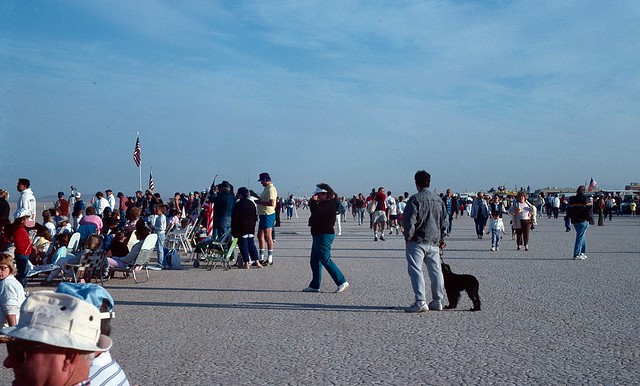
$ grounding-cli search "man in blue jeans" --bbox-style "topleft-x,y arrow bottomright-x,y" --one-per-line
402,170 -> 447,313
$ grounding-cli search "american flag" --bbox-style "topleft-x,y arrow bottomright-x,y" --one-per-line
203,201 -> 214,236
133,135 -> 141,167
204,175 -> 217,236
149,170 -> 155,192
588,177 -> 597,192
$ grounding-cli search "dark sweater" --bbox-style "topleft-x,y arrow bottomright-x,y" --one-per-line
309,199 -> 337,235
231,199 -> 257,237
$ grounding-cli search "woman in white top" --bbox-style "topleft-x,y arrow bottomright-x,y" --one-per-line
508,192 -> 536,251
0,253 -> 26,327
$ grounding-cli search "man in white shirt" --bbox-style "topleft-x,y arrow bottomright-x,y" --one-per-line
16,178 -> 36,227
105,189 -> 116,211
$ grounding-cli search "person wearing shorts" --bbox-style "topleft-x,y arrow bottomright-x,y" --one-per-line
373,187 -> 387,241
256,172 -> 277,265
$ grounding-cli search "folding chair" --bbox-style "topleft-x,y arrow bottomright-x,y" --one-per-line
110,234 -> 157,284
126,231 -> 139,251
68,232 -> 81,255
195,230 -> 238,270
166,223 -> 195,253
65,251 -> 107,285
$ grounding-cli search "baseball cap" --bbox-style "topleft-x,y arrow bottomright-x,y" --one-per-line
55,282 -> 115,319
58,192 -> 65,198
1,292 -> 112,352
75,192 -> 82,198
258,172 -> 271,182
312,186 -> 328,195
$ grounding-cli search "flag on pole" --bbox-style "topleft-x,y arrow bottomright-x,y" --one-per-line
133,135 -> 142,167
149,169 -> 155,192
204,175 -> 218,237
588,177 -> 597,192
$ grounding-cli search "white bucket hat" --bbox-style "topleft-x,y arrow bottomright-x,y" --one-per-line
1,292 -> 112,352
14,208 -> 31,219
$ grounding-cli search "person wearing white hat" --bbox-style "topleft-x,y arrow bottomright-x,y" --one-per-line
72,192 -> 85,231
55,282 -> 130,386
303,183 -> 349,293
1,291 -> 112,386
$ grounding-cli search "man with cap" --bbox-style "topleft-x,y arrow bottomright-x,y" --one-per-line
55,192 -> 70,217
72,192 -> 85,231
105,190 -> 116,211
256,172 -> 278,265
211,181 -> 235,240
1,290 -> 113,385
16,178 -> 36,228
56,282 -> 130,386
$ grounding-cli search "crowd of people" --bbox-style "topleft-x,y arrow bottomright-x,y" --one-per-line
1,171 -> 639,384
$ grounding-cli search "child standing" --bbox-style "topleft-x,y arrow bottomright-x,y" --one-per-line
154,204 -> 167,268
489,195 -> 507,251
489,214 -> 506,251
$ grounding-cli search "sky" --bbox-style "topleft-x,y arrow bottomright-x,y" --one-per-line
2,0 -> 639,201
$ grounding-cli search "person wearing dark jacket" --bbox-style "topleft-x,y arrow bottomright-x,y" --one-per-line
567,185 -> 592,260
212,181 -> 235,240
231,187 -> 261,269
303,183 -> 349,293
0,190 -> 10,222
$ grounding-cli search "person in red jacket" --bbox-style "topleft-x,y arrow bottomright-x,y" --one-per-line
9,208 -> 33,288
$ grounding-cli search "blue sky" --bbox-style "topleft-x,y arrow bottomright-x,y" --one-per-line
2,1 -> 639,200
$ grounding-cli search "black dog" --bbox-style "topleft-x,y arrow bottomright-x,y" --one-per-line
441,263 -> 481,311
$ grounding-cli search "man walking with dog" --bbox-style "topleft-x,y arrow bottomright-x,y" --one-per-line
402,170 -> 447,313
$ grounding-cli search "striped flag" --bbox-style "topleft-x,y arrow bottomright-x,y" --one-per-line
149,170 -> 155,192
133,135 -> 142,167
588,177 -> 597,192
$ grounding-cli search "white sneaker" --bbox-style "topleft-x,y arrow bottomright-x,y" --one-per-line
335,282 -> 349,293
495,247 -> 500,251
491,247 -> 496,251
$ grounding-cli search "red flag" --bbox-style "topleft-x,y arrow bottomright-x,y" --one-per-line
133,135 -> 141,167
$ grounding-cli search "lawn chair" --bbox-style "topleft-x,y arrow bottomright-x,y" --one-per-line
126,231 -> 139,251
194,230 -> 238,270
109,234 -> 157,284
65,251 -> 107,285
68,232 -> 81,255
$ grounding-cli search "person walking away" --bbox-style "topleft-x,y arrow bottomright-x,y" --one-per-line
303,184 -> 349,293
401,170 -> 446,313
470,192 -> 489,239
567,185 -> 592,260
372,187 -> 387,241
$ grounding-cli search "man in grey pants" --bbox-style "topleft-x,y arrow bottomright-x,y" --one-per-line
401,170 -> 447,313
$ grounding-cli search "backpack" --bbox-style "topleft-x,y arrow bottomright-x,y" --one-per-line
166,249 -> 181,270
366,200 -> 377,214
